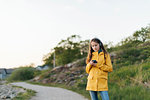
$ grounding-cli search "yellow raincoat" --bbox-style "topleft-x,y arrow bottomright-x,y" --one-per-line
86,51 -> 113,91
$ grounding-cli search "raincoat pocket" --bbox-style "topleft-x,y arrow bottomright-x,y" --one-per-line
101,70 -> 108,76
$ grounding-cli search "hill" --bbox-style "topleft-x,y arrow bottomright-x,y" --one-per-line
29,40 -> 150,100
27,26 -> 150,99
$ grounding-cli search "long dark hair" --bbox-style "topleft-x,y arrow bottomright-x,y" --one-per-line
86,38 -> 107,64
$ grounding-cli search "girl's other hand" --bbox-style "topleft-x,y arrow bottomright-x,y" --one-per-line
89,60 -> 97,66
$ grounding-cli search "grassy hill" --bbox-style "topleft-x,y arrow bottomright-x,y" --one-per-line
109,40 -> 150,69
109,58 -> 150,100
28,40 -> 150,100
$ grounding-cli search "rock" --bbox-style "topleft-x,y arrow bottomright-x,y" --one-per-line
0,84 -> 26,100
31,58 -> 88,88
68,80 -> 76,86
51,66 -> 63,72
79,74 -> 83,78
42,79 -> 49,84
0,81 -> 7,85
65,58 -> 86,68
32,76 -> 40,81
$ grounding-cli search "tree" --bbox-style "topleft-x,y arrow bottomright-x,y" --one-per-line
42,52 -> 54,67
43,35 -> 89,67
133,26 -> 150,42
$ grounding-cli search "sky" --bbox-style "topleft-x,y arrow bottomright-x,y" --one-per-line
0,0 -> 150,69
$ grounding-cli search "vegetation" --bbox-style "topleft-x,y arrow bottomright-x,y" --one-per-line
108,59 -> 150,100
31,25 -> 150,100
28,59 -> 150,100
7,66 -> 35,82
12,86 -> 36,100
42,35 -> 89,67
108,26 -> 150,69
7,25 -> 150,100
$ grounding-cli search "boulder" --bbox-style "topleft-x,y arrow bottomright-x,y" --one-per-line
0,84 -> 26,100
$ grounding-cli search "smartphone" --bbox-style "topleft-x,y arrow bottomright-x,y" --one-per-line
92,60 -> 97,63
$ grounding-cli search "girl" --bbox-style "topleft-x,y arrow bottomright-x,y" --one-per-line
86,38 -> 113,100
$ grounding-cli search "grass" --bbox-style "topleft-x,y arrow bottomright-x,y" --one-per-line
108,60 -> 150,100
25,60 -> 150,100
109,84 -> 150,100
12,85 -> 36,100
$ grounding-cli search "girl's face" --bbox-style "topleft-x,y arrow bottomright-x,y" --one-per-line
91,41 -> 100,52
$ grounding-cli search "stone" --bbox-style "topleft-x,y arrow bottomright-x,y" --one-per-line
0,84 -> 26,100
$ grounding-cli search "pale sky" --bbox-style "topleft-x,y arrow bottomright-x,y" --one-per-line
0,0 -> 150,69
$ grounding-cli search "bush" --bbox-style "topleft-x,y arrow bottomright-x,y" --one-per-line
7,67 -> 35,82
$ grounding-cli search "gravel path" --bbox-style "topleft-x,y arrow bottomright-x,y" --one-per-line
11,82 -> 88,100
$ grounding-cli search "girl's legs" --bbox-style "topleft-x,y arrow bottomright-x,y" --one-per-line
89,91 -> 109,100
89,91 -> 98,100
99,91 -> 109,100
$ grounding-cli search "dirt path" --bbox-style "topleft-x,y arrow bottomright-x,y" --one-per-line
11,82 -> 88,100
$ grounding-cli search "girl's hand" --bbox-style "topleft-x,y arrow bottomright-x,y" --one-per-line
89,60 -> 97,66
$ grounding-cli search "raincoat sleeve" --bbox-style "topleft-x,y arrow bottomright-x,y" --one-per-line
100,54 -> 113,72
86,63 -> 92,74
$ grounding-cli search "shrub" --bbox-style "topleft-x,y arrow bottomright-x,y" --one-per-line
7,67 -> 35,82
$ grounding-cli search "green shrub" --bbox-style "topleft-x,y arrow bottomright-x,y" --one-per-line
33,70 -> 41,77
7,67 -> 35,82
